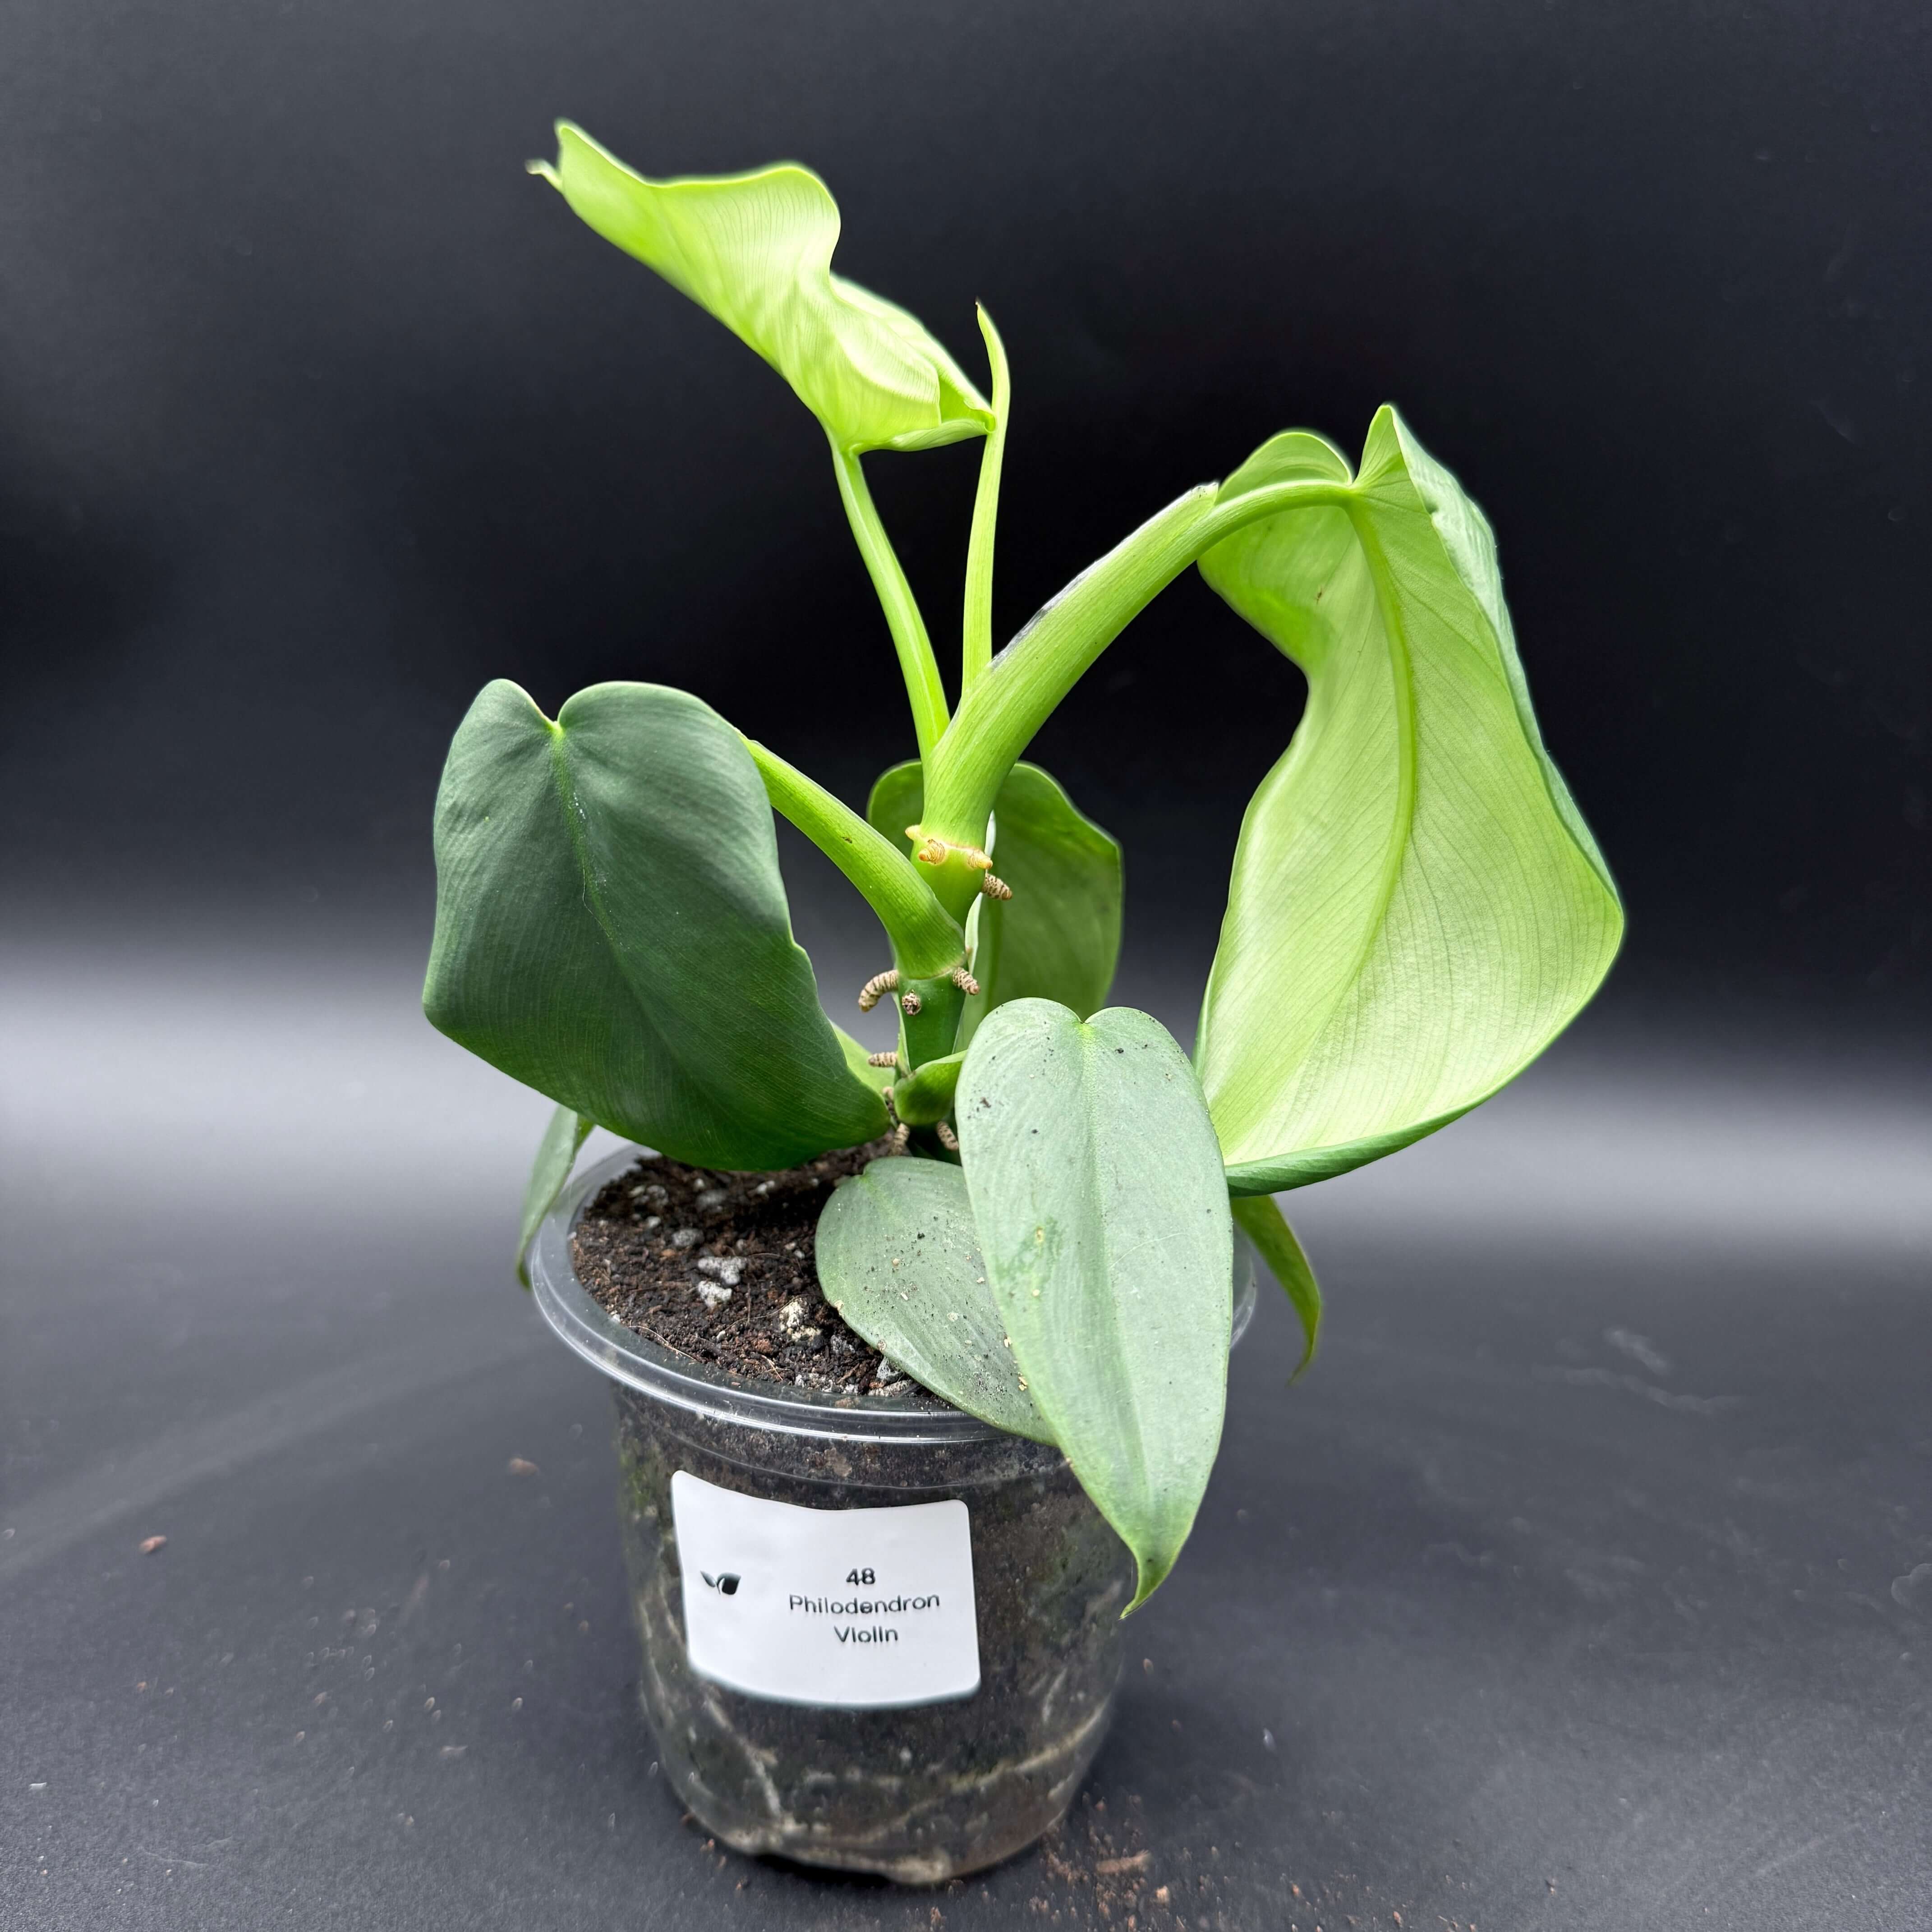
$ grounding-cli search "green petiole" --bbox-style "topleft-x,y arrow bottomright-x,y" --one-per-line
960,305 -> 1011,694
830,435 -> 951,764
743,737 -> 964,982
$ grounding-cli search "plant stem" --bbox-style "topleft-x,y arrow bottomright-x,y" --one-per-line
960,306 -> 1011,692
924,475 -> 1357,841
830,434 -> 950,762
895,971 -> 967,1074
744,738 -> 964,980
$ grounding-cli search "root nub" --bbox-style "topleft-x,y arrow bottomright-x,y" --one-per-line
866,1050 -> 898,1068
950,966 -> 981,996
888,1122 -> 911,1152
981,873 -> 1012,900
900,990 -> 923,1016
934,1120 -> 960,1151
857,968 -> 900,1012
906,829 -> 995,872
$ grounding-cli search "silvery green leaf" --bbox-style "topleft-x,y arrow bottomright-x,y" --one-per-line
815,1157 -> 1052,1442
958,1000 -> 1232,1610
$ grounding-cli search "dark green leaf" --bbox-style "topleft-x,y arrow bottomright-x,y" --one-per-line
958,1000 -> 1232,1610
815,1157 -> 1053,1442
425,680 -> 887,1170
960,765 -> 1122,1048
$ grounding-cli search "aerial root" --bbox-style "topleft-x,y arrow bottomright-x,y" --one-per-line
866,1050 -> 898,1068
950,966 -> 981,996
934,1120 -> 960,1151
906,828 -> 996,873
857,968 -> 900,1012
981,874 -> 1012,900
888,1122 -> 911,1153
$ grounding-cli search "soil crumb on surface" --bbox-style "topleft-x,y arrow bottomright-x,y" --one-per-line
1029,1793 -> 1172,1926
572,1143 -> 934,1399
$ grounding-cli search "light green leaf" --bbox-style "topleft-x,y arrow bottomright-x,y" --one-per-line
816,1157 -> 1053,1443
534,123 -> 991,454
425,679 -> 888,1170
1197,410 -> 1623,1193
837,1026 -> 895,1098
515,1103 -> 594,1289
867,760 -> 1122,1048
1230,1193 -> 1320,1379
958,1000 -> 1233,1611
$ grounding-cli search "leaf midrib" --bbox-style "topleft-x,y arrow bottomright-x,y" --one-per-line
1237,501 -> 1420,1144
1076,1021 -> 1153,1514
545,718 -> 721,1134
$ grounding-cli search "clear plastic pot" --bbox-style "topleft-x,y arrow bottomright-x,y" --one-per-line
529,1148 -> 1256,1883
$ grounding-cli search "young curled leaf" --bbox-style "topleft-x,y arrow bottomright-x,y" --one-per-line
534,123 -> 992,454
1197,411 -> 1624,1193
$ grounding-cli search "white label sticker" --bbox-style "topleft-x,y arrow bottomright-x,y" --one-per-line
670,1470 -> 980,1709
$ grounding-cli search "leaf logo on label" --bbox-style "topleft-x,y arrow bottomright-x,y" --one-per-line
701,1571 -> 741,1596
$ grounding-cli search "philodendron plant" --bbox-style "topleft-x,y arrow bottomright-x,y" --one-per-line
426,124 -> 1624,1611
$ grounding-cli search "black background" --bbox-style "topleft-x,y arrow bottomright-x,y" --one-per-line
3,0 -> 1927,994
5,6 -> 1931,1930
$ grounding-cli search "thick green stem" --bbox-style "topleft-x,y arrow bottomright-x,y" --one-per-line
923,476 -> 1357,841
896,972 -> 968,1074
831,434 -> 950,763
745,739 -> 964,980
906,839 -> 996,925
960,306 -> 1011,692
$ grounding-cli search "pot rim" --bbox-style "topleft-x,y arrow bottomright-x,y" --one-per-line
530,1146 -> 1259,1446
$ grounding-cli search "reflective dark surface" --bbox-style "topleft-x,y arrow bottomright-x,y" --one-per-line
5,925 -> 1927,1930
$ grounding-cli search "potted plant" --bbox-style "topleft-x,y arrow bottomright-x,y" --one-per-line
424,122 -> 1624,1883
